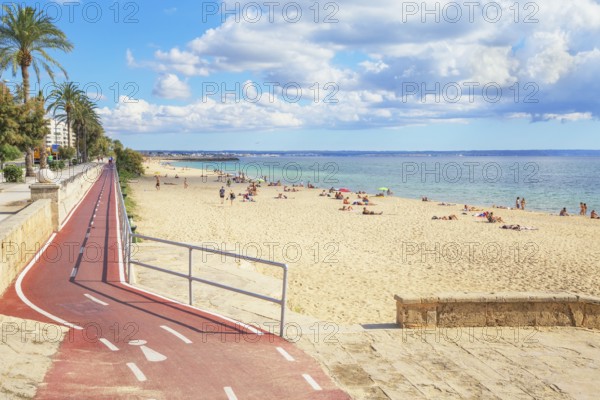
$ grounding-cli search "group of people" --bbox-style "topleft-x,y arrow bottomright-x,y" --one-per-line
155,175 -> 188,190
219,186 -> 237,204
515,197 -> 526,210
561,204 -> 599,219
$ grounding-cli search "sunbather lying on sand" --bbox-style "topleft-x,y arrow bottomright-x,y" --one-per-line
363,207 -> 383,215
500,224 -> 538,231
432,215 -> 458,220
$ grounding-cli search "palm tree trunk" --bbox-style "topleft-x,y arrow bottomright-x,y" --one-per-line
21,63 -> 34,176
67,113 -> 71,149
83,128 -> 87,163
40,142 -> 48,169
25,148 -> 35,177
21,64 -> 29,103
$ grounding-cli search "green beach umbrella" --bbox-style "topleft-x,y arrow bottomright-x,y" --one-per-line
378,187 -> 389,191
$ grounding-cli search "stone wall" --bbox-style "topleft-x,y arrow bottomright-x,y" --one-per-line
395,292 -> 600,330
0,199 -> 53,295
30,164 -> 103,230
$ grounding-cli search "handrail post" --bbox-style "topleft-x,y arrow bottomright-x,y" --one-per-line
188,247 -> 193,306
280,264 -> 288,337
127,233 -> 132,283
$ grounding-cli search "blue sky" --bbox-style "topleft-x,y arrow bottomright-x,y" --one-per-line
2,0 -> 600,150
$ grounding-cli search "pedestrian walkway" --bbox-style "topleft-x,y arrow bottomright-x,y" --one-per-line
0,163 -> 98,223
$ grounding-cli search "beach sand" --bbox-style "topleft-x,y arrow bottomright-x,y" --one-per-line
0,315 -> 67,398
129,159 -> 600,326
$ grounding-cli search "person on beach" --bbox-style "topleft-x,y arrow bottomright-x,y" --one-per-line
229,191 -> 236,205
487,212 -> 504,223
219,187 -> 225,204
362,207 -> 383,215
579,202 -> 584,215
520,197 -> 526,210
584,203 -> 588,215
432,215 -> 458,220
155,175 -> 160,190
184,178 -> 188,189
560,207 -> 569,216
591,210 -> 599,219
516,197 -> 521,209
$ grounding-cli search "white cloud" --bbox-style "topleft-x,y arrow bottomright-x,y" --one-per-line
117,0 -> 600,132
152,74 -> 191,99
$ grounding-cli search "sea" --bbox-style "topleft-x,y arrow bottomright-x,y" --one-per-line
166,150 -> 600,214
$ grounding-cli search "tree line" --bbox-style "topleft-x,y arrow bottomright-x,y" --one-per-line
0,4 -> 121,175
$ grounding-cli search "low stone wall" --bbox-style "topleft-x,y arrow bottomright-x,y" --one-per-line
30,164 -> 103,230
0,199 -> 53,295
395,292 -> 600,330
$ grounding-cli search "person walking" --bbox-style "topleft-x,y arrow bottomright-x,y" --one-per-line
219,186 -> 225,204
520,197 -> 526,210
155,175 -> 160,190
229,191 -> 236,205
516,197 -> 520,209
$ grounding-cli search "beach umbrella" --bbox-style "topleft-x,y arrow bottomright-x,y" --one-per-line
256,178 -> 265,182
339,188 -> 351,192
378,187 -> 389,191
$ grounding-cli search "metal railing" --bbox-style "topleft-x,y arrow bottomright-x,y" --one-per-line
114,167 -> 288,336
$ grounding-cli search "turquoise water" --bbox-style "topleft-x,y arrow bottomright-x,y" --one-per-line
173,156 -> 600,213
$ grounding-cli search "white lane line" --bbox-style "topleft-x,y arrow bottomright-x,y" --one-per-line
16,233 -> 83,330
70,267 -> 77,279
60,169 -> 102,230
160,325 -> 192,344
99,338 -> 119,351
79,247 -> 85,254
224,387 -> 238,400
302,374 -> 322,391
126,362 -> 147,382
84,293 -> 109,306
140,345 -> 167,362
276,347 -> 295,362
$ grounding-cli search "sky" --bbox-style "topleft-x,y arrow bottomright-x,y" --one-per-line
2,0 -> 600,151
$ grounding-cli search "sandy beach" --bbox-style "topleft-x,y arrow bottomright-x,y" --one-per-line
129,159 -> 600,325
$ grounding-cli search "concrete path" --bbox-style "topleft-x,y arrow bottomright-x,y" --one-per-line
0,165 -> 349,399
0,163 -> 99,223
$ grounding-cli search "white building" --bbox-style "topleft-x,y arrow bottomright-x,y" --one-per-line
46,118 -> 75,148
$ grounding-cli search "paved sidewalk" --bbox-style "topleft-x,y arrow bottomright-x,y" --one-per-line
0,163 -> 99,223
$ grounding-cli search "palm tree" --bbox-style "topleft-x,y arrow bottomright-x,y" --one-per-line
0,4 -> 73,176
46,82 -> 83,152
71,95 -> 100,163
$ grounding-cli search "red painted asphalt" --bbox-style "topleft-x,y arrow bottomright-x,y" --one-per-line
0,166 -> 349,399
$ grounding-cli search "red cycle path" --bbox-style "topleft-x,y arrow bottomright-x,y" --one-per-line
0,166 -> 349,399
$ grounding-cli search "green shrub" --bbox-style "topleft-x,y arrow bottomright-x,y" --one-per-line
3,164 -> 23,183
49,160 -> 59,171
58,160 -> 65,169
